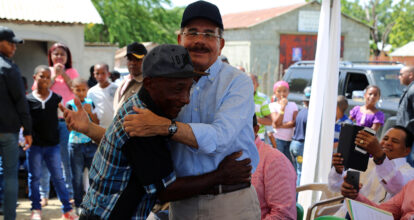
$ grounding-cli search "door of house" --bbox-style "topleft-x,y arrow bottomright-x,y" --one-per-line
279,34 -> 344,74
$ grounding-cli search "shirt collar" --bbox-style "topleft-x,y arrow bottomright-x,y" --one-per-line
128,74 -> 143,83
205,59 -> 222,82
392,157 -> 408,168
0,53 -> 11,61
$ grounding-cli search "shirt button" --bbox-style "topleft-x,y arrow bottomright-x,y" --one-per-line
194,108 -> 198,111
196,87 -> 200,90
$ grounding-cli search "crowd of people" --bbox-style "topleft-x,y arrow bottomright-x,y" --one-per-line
1,0 -> 414,220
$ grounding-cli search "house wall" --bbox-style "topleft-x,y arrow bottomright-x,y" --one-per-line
83,45 -> 119,76
223,3 -> 370,95
14,40 -> 49,89
0,22 -> 85,77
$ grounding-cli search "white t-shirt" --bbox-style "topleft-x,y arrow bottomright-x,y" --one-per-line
87,82 -> 118,128
268,101 -> 298,141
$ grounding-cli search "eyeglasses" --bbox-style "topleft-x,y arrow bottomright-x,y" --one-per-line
182,31 -> 221,40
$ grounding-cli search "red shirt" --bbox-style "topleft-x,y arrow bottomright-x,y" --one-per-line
252,137 -> 297,219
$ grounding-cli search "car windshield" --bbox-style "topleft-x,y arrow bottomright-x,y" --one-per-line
372,69 -> 404,98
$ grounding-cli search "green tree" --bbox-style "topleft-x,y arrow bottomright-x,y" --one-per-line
85,0 -> 184,47
307,0 -> 397,56
388,0 -> 414,49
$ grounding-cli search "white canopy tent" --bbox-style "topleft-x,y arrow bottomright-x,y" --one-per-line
298,0 -> 342,216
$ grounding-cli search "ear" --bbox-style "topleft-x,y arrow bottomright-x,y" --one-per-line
177,34 -> 182,45
405,146 -> 412,156
219,38 -> 225,52
253,124 -> 260,135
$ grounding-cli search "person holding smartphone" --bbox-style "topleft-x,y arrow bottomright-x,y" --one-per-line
328,125 -> 414,217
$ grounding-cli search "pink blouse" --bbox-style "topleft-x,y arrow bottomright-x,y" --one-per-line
252,137 -> 297,220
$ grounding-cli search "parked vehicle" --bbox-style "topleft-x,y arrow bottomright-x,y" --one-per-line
283,61 -> 404,136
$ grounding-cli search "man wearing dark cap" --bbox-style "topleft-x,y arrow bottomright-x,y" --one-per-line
78,44 -> 251,220
113,42 -> 147,112
123,1 -> 260,219
0,26 -> 32,220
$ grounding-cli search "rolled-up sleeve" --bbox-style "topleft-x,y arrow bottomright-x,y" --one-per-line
188,75 -> 254,154
376,157 -> 414,195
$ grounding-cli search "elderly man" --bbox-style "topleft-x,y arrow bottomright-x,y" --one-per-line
0,26 -> 32,220
329,125 -> 414,217
123,1 -> 260,219
77,44 -> 251,220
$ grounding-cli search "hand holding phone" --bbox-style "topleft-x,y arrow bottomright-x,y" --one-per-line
345,170 -> 360,193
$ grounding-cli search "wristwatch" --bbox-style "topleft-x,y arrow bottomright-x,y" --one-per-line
167,120 -> 178,138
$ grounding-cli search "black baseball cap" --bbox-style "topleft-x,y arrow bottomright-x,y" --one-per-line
0,26 -> 23,44
126,42 -> 147,59
143,44 -> 208,78
181,1 -> 223,30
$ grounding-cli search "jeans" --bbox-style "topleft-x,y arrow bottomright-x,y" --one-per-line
40,121 -> 73,199
290,140 -> 304,186
26,145 -> 72,212
39,161 -> 50,199
275,139 -> 293,164
0,133 -> 19,220
69,142 -> 97,207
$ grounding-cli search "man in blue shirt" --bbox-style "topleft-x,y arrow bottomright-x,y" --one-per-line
123,1 -> 260,219
69,44 -> 252,220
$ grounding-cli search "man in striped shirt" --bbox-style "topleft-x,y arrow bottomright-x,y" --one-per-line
248,73 -> 275,148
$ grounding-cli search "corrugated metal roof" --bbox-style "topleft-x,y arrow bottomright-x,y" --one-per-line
223,2 -> 307,29
390,41 -> 414,57
0,0 -> 103,24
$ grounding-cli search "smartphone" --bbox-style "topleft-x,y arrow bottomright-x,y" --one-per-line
355,127 -> 376,154
345,170 -> 360,192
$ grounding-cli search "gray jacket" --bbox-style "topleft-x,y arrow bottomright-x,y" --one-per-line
0,53 -> 31,135
396,81 -> 414,128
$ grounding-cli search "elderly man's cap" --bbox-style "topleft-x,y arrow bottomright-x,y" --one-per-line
0,26 -> 23,44
143,44 -> 208,78
126,42 -> 147,59
181,1 -> 223,30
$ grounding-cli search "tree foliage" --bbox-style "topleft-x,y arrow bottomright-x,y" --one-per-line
85,0 -> 184,47
306,0 -> 414,54
388,0 -> 414,49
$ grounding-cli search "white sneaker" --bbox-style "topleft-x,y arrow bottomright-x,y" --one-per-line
62,209 -> 79,220
30,210 -> 41,220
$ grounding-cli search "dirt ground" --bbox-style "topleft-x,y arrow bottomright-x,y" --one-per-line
0,198 -> 63,220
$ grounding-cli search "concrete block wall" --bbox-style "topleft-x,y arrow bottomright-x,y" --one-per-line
223,3 -> 370,96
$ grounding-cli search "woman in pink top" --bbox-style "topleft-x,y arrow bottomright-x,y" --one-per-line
33,43 -> 78,205
269,81 -> 298,164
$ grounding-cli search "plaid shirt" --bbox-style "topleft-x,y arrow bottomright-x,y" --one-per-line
81,93 -> 176,220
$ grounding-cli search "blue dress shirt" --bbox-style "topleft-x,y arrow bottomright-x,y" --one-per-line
171,59 -> 259,177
